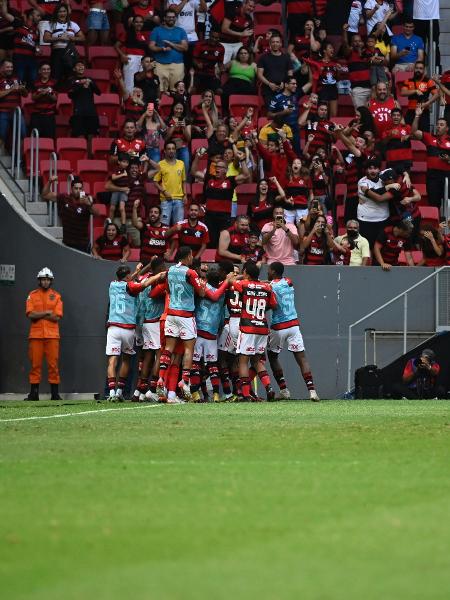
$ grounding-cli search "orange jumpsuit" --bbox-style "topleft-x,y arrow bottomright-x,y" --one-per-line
26,287 -> 63,384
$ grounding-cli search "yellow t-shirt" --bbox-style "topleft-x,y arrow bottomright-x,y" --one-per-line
259,123 -> 293,144
154,159 -> 185,200
227,161 -> 240,203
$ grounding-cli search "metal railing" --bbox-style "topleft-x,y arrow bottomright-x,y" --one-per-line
48,152 -> 58,226
28,128 -> 39,203
11,107 -> 22,181
346,266 -> 450,393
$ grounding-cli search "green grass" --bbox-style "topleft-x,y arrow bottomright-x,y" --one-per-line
1,400 -> 450,600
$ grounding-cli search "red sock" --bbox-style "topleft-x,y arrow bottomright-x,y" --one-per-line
137,378 -> 147,393
303,371 -> 315,391
167,364 -> 180,393
258,370 -> 271,389
209,363 -> 220,393
107,377 -> 115,390
273,370 -> 287,390
181,369 -> 190,385
190,362 -> 201,391
241,376 -> 251,398
117,377 -> 126,391
158,350 -> 172,382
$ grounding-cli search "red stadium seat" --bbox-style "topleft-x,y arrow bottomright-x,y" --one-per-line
21,94 -> 34,124
191,182 -> 204,204
93,182 -> 107,202
56,138 -> 88,169
419,206 -> 439,227
253,3 -> 282,25
335,183 -> 347,206
93,226 -> 104,242
93,203 -> 108,218
410,161 -> 426,185
253,24 -> 282,39
414,183 -> 427,205
23,137 -> 54,175
411,140 -> 426,162
333,117 -> 352,128
258,116 -> 270,130
128,249 -> 141,261
398,249 -> 423,265
336,205 -> 345,227
94,94 -> 120,128
88,46 -> 119,72
77,159 -> 108,190
201,249 -> 217,262
40,159 -> 72,185
56,94 -> 72,118
236,183 -> 257,205
158,94 -> 174,118
55,115 -> 71,138
236,204 -> 248,216
229,95 -> 260,120
91,137 -> 113,161
337,95 -> 356,118
190,139 -> 208,170
84,69 -> 111,93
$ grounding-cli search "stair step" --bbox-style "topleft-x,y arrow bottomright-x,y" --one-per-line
31,214 -> 50,227
43,226 -> 63,239
26,201 -> 48,215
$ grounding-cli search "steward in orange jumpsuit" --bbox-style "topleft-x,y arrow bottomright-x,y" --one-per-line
25,267 -> 63,401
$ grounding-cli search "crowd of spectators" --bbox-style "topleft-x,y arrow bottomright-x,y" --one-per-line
1,0 -> 450,268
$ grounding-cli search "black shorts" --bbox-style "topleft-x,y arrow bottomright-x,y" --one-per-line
194,72 -> 221,92
70,115 -> 99,137
318,85 -> 338,102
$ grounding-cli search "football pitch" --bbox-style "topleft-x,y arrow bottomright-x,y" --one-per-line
1,400 -> 450,600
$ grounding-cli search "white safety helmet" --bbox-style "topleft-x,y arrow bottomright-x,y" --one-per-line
37,267 -> 54,279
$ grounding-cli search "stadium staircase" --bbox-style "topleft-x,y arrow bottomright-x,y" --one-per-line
440,0 -> 450,72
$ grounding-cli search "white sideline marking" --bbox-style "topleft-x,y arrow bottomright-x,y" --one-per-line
0,404 -> 163,423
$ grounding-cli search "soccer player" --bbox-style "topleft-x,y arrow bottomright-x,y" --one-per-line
156,246 -> 233,401
267,262 -> 319,401
106,264 -> 164,401
234,261 -> 277,402
191,268 -> 227,403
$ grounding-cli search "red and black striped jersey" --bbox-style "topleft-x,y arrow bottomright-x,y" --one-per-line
347,50 -> 370,89
221,5 -> 253,45
0,78 -> 21,112
304,234 -> 328,265
422,133 -> 450,172
176,219 -> 210,251
110,137 -> 146,159
204,175 -> 237,215
311,171 -> 327,196
225,286 -> 242,318
291,35 -> 312,59
383,125 -> 413,166
247,199 -> 273,231
376,226 -> 412,265
31,78 -> 57,115
333,248 -> 351,265
13,21 -> 39,57
234,279 -> 277,335
56,195 -> 91,248
304,118 -> 334,154
286,0 -> 313,16
444,234 -> 450,265
95,235 -> 128,260
192,41 -> 225,76
123,97 -> 145,121
140,223 -> 169,264
286,176 -> 312,208
166,117 -> 189,145
126,172 -> 147,217
215,226 -> 249,261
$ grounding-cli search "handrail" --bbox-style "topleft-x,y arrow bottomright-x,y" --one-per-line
11,107 -> 22,180
48,152 -> 58,226
346,266 -> 449,393
29,128 -> 39,202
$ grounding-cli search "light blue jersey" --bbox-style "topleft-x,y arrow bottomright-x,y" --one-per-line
270,278 -> 299,329
141,289 -> 164,322
195,284 -> 225,338
108,281 -> 138,327
168,263 -> 196,314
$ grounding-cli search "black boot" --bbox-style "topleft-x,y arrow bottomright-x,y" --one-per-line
50,384 -> 62,400
24,384 -> 39,401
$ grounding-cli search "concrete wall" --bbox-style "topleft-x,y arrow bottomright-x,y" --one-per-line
0,195 -> 439,398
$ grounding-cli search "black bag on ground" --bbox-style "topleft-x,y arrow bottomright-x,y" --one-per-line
354,365 -> 384,399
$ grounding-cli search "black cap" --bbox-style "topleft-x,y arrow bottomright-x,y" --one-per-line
380,168 -> 396,182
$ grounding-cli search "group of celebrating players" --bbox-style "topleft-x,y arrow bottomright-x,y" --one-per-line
105,247 -> 319,403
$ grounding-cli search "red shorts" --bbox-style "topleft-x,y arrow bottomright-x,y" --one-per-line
160,320 -> 184,355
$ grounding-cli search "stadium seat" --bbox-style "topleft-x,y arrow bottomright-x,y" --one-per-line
398,249 -> 423,265
91,137 -> 113,161
93,203 -> 108,218
410,162 -> 426,185
55,115 -> 71,138
254,24 -> 282,39
229,95 -> 260,120
93,182 -> 108,202
158,94 -> 174,118
336,205 -> 345,227
77,159 -> 108,190
84,69 -> 111,93
21,94 -> 33,124
333,117 -> 352,128
336,95 -> 355,117
191,182 -> 204,204
236,204 -> 248,216
411,140 -> 426,162
56,138 -> 88,170
94,94 -> 120,128
190,139 -> 208,170
23,137 -> 54,175
93,226 -> 104,242
88,46 -> 119,72
40,159 -> 72,185
236,183 -> 257,205
56,94 -> 72,118
253,3 -> 282,25
419,206 -> 440,227
335,183 -> 347,206
201,249 -> 216,262
128,248 -> 141,261
257,117 -> 270,130
414,183 -> 427,205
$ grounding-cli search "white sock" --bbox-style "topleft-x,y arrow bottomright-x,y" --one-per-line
168,391 -> 176,400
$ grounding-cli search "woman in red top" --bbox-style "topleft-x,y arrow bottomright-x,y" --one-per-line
417,226 -> 445,267
192,89 -> 220,137
305,42 -> 345,117
300,214 -> 334,265
287,19 -> 321,60
115,16 -> 149,94
283,157 -> 313,223
92,223 -> 130,262
247,179 -> 275,232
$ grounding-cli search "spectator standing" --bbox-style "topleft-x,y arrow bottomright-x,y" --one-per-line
334,220 -> 371,266
123,0 -> 160,32
106,152 -> 131,231
364,0 -> 395,36
137,104 -> 167,163
115,16 -> 150,94
256,128 -> 297,190
247,179 -> 275,232
92,222 -> 131,262
342,25 -> 372,110
149,9 -> 188,93
413,0 -> 440,69
0,59 -> 27,147
68,60 -> 101,139
221,46 -> 257,115
191,28 -> 224,93
357,159 -> 390,248
400,61 -> 438,131
43,3 -> 84,82
153,140 -> 187,227
261,207 -> 299,266
1,5 -> 41,90
41,176 -> 100,252
86,0 -> 110,46
169,0 -> 207,72
133,56 -> 160,105
268,76 -> 301,154
347,0 -> 363,38
216,215 -> 251,263
165,202 -> 209,259
110,119 -> 146,165
132,202 -> 171,264
373,219 -> 415,269
391,18 -> 424,73
257,33 -> 293,108
305,42 -> 345,118
30,62 -> 57,138
165,101 -> 191,173
220,0 -> 254,64
25,267 -> 63,401
368,82 -> 398,139
412,107 -> 450,213
382,107 -> 413,176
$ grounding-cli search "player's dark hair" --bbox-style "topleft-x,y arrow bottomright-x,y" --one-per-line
391,107 -> 402,115
192,257 -> 201,270
269,262 -> 284,277
71,176 -> 83,187
164,139 -> 176,149
150,256 -> 165,273
217,260 -> 234,277
244,260 -> 260,280
116,266 -> 131,280
207,269 -> 221,288
177,246 -> 192,261
117,152 -> 130,163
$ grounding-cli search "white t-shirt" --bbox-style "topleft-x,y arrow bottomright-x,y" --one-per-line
170,0 -> 201,42
357,175 -> 389,222
44,21 -> 80,49
364,0 -> 393,37
413,0 -> 439,20
348,1 -> 363,33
